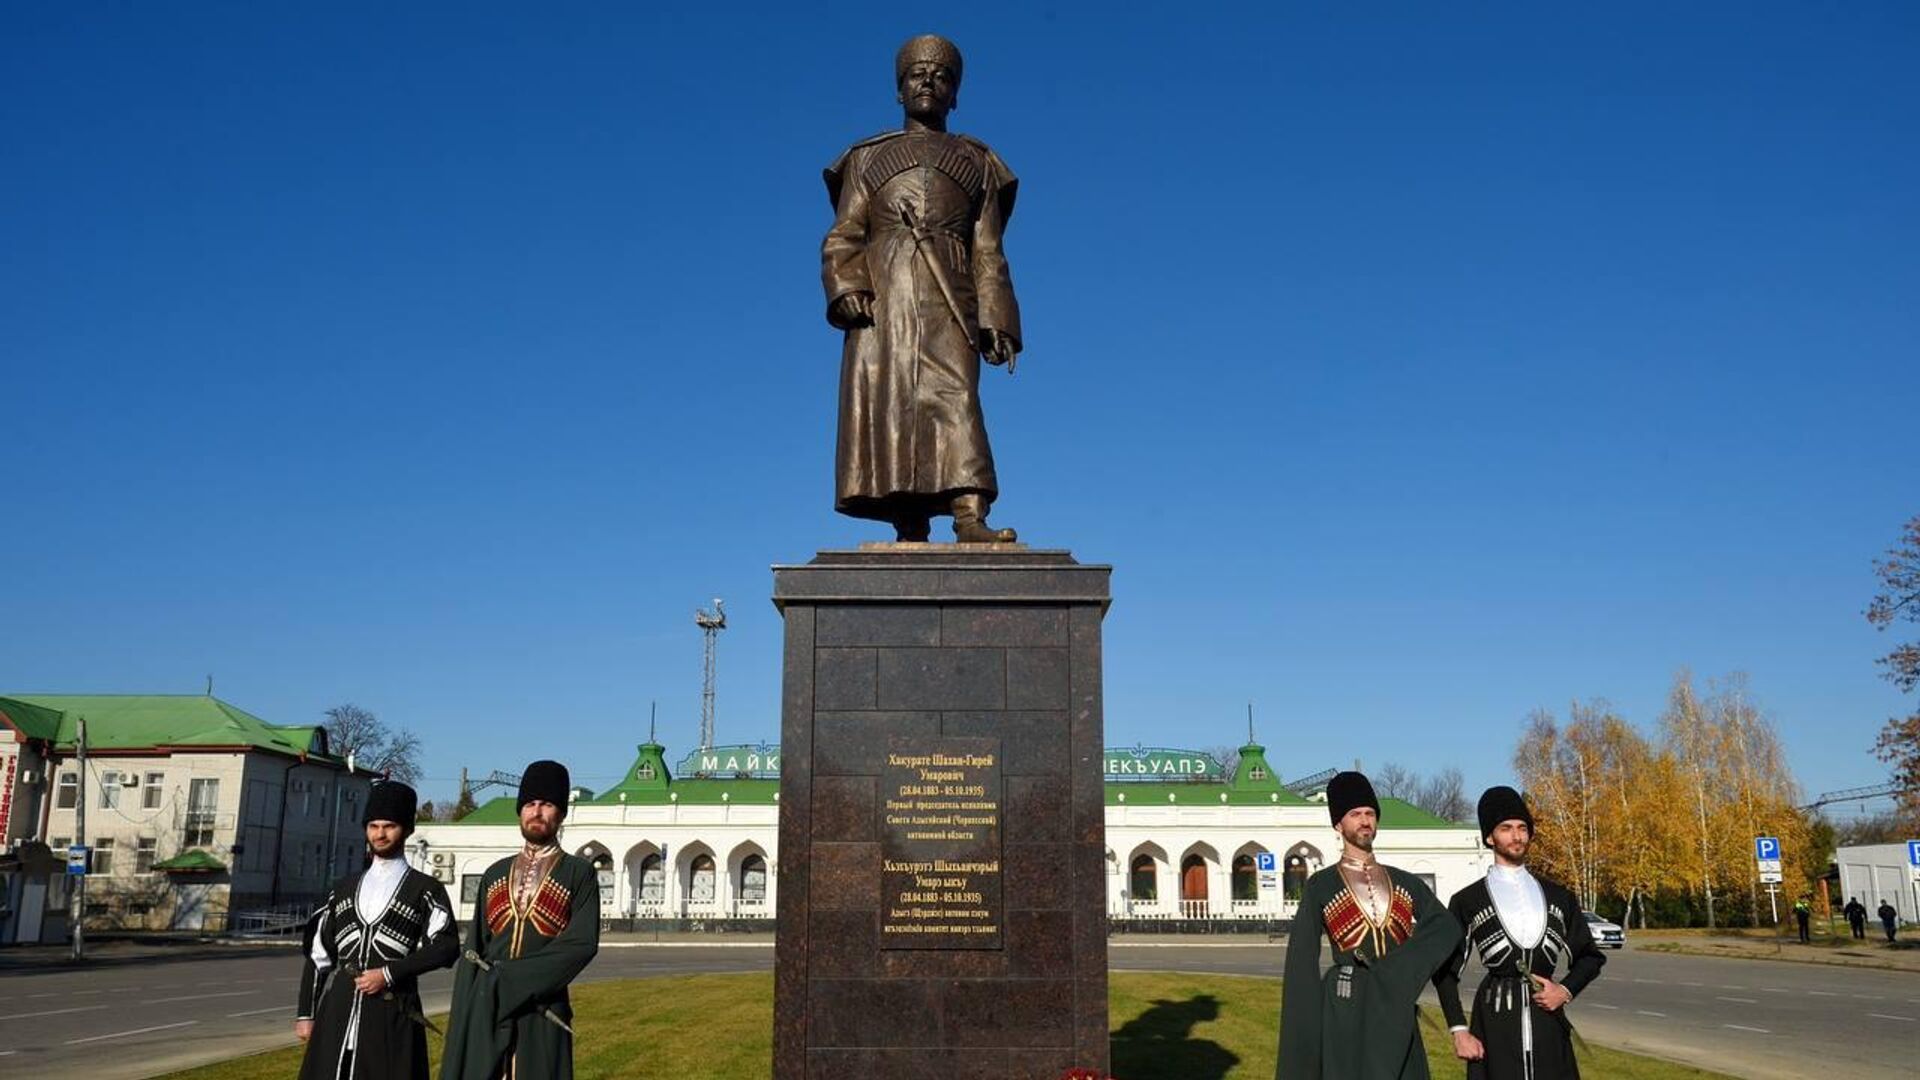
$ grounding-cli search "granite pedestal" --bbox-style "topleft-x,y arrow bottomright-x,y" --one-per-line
772,546 -> 1112,1080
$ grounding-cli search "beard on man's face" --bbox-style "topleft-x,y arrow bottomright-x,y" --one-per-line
369,833 -> 407,859
1340,823 -> 1375,852
520,818 -> 557,846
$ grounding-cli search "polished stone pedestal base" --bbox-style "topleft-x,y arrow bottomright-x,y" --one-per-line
771,547 -> 1112,1080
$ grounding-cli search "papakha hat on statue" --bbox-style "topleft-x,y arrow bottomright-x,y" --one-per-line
1326,771 -> 1380,825
896,34 -> 963,85
1477,785 -> 1534,841
518,759 -> 571,817
363,780 -> 418,831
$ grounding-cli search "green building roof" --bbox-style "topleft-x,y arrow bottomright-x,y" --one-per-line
1375,797 -> 1460,829
151,849 -> 228,873
0,694 -> 350,767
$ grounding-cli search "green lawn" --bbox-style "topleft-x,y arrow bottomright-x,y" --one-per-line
165,971 -> 1734,1079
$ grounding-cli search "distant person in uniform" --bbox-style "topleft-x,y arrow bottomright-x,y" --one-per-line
1844,896 -> 1868,939
1793,897 -> 1811,944
1878,900 -> 1899,943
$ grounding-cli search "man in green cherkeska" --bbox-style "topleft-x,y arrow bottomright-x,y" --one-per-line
439,761 -> 599,1080
1278,771 -> 1463,1079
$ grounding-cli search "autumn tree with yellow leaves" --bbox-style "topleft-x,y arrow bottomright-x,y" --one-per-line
1514,673 -> 1815,928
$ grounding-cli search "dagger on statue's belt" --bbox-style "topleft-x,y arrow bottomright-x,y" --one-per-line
461,949 -> 576,1035
341,964 -> 441,1034
900,205 -> 1014,374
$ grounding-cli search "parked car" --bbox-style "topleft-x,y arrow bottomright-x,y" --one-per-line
1584,911 -> 1626,948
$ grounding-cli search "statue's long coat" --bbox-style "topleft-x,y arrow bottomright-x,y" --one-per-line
821,128 -> 1021,522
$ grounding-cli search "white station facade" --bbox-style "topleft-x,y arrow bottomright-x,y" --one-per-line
414,739 -> 1490,923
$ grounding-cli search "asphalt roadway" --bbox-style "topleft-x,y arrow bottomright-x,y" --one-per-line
0,941 -> 1913,1079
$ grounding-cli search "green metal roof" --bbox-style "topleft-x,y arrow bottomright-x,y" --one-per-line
151,849 -> 228,872
0,694 -> 349,765
1376,797 -> 1461,828
0,697 -> 67,741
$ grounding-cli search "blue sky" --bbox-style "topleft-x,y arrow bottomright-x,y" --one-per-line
5,4 -> 1915,813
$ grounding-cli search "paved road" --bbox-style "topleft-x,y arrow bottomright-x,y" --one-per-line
2,942 -> 1914,1078
1108,941 -> 1918,1080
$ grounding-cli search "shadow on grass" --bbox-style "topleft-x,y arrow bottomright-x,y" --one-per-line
1110,994 -> 1239,1080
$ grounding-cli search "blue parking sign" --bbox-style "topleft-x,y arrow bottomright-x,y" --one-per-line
1907,840 -> 1920,867
1754,836 -> 1780,861
1256,852 -> 1277,873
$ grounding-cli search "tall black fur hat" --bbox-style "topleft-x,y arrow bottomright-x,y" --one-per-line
363,780 -> 418,831
518,759 -> 571,817
1477,785 -> 1534,841
1326,771 -> 1380,825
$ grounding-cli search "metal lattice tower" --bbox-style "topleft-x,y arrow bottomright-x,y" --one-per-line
695,598 -> 727,750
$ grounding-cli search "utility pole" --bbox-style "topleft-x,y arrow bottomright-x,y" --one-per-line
71,716 -> 87,962
695,599 -> 726,750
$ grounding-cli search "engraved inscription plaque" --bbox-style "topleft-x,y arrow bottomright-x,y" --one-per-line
880,735 -> 1004,949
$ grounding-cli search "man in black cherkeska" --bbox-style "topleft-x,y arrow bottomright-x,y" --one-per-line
1434,786 -> 1606,1080
296,781 -> 458,1080
440,760 -> 599,1080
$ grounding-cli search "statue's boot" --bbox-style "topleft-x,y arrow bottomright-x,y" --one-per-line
951,493 -> 1017,544
893,515 -> 932,543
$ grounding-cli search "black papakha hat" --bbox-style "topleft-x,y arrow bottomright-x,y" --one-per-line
1326,771 -> 1380,825
1477,785 -> 1534,841
363,780 -> 418,831
518,759 -> 571,817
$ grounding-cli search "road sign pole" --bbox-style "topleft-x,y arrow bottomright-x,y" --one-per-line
71,716 -> 86,963
1766,884 -> 1778,926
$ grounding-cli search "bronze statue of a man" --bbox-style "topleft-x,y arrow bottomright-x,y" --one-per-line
822,34 -> 1023,543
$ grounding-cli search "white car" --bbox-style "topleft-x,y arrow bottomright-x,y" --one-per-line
1583,911 -> 1626,949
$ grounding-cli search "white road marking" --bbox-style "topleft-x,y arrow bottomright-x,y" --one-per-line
1717,984 -> 1747,990
142,990 -> 255,1005
1723,1024 -> 1770,1033
1809,990 -> 1839,996
1636,1009 -> 1667,1017
65,1020 -> 197,1045
69,990 -> 102,996
1867,1013 -> 1916,1022
1680,981 -> 1704,987
1851,994 -> 1882,1000
1762,987 -> 1791,993
1716,996 -> 1758,1004
1632,978 -> 1665,984
228,1006 -> 291,1017
0,1005 -> 108,1022
1588,1003 -> 1619,1010
27,993 -> 57,999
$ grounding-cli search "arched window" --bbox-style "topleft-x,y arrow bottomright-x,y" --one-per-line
639,854 -> 664,902
1231,853 -> 1259,901
689,854 -> 716,901
1284,842 -> 1322,902
1129,855 -> 1158,902
739,854 -> 768,902
1180,855 -> 1209,901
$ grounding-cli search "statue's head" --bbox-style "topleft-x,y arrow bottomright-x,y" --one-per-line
895,34 -> 962,122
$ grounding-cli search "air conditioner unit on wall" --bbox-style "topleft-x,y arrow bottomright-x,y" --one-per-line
18,769 -> 40,785
125,775 -> 140,787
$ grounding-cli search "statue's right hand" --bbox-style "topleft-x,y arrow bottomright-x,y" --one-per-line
829,292 -> 875,329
